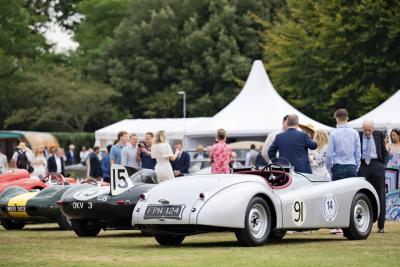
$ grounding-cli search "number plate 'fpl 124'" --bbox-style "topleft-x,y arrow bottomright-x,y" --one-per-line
144,205 -> 185,220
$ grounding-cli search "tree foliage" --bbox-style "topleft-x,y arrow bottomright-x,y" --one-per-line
264,0 -> 400,124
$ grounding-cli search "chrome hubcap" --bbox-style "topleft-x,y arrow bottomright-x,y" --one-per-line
248,203 -> 268,239
354,199 -> 370,233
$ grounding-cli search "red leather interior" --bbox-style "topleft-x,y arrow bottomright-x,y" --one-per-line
237,170 -> 292,189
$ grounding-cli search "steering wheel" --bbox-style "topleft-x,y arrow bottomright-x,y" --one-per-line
261,163 -> 288,187
41,173 -> 65,186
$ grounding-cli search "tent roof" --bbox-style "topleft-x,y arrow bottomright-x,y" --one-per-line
185,60 -> 331,137
95,117 -> 209,141
348,90 -> 400,129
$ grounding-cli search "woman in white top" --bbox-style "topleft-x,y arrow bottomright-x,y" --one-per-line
309,129 -> 330,178
31,147 -> 47,178
0,150 -> 8,174
151,130 -> 179,182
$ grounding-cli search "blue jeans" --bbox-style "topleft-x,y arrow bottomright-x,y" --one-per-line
331,164 -> 357,181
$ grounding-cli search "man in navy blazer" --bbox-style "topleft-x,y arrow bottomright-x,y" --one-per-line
268,114 -> 317,173
47,148 -> 65,176
171,141 -> 190,176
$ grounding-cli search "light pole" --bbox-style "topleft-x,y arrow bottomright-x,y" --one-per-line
178,91 -> 186,147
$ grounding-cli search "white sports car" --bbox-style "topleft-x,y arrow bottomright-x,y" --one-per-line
131,162 -> 380,246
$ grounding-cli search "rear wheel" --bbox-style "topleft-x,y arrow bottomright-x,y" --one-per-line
1,218 -> 25,230
71,219 -> 101,237
154,234 -> 185,246
235,196 -> 272,246
269,229 -> 286,240
57,214 -> 72,230
343,193 -> 373,240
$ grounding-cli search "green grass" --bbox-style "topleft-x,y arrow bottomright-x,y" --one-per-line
0,222 -> 399,267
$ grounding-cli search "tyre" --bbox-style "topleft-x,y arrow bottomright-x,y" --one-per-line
71,219 -> 101,237
57,214 -> 72,230
140,229 -> 154,237
154,234 -> 185,246
343,193 -> 373,240
1,218 -> 25,230
269,229 -> 286,240
235,196 -> 272,246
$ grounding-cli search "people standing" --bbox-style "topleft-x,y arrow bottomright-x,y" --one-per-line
171,140 -> 190,176
79,146 -> 90,165
326,109 -> 361,180
151,130 -> 179,182
0,150 -> 8,174
193,144 -> 209,169
89,147 -> 103,179
268,114 -> 317,173
101,144 -> 112,183
31,147 -> 47,178
66,144 -> 76,166
386,128 -> 400,172
47,148 -> 65,176
245,144 -> 258,167
110,131 -> 128,165
255,145 -> 268,166
11,142 -> 33,172
357,121 -> 388,233
138,132 -> 157,170
210,129 -> 232,174
309,130 -> 330,178
262,115 -> 289,163
121,133 -> 141,176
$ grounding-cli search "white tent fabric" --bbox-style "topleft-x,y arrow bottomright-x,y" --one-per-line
185,60 -> 331,137
348,90 -> 400,129
95,118 -> 208,147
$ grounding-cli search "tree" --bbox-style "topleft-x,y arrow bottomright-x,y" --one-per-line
263,0 -> 400,124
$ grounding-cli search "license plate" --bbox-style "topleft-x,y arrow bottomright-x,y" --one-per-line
144,205 -> 185,220
7,206 -> 25,212
71,201 -> 94,210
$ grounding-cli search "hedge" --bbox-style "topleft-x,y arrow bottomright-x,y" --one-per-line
52,132 -> 95,162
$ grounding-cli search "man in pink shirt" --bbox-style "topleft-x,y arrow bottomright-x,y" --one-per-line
210,129 -> 232,174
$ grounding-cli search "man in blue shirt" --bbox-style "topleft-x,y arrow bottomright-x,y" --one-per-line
110,131 -> 128,165
101,144 -> 112,183
326,109 -> 361,180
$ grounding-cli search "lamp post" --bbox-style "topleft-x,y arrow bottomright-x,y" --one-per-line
178,91 -> 186,147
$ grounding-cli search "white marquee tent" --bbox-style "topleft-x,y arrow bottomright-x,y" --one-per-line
348,89 -> 400,129
95,118 -> 208,148
185,60 -> 331,148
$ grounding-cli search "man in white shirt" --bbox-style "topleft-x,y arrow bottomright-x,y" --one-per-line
245,144 -> 258,166
0,150 -> 8,174
121,133 -> 141,175
262,115 -> 289,163
47,148 -> 65,175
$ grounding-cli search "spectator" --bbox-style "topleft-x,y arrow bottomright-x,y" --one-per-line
193,144 -> 209,169
47,148 -> 65,176
0,150 -> 8,174
79,146 -> 90,165
326,109 -> 361,180
151,130 -> 179,182
357,121 -> 388,233
101,144 -> 112,183
230,151 -> 242,169
262,115 -> 289,163
268,114 -> 317,173
89,147 -> 103,179
245,144 -> 258,166
31,147 -> 47,178
60,148 -> 67,162
255,145 -> 268,166
171,140 -> 190,176
210,129 -> 232,174
309,130 -> 330,178
110,131 -> 128,165
387,128 -> 400,172
11,142 -> 33,172
121,133 -> 141,176
138,132 -> 157,170
66,144 -> 76,165
43,146 -> 50,159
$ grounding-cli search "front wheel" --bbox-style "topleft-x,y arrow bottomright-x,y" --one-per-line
154,234 -> 185,246
1,218 -> 25,230
71,220 -> 101,237
343,193 -> 373,240
269,229 -> 286,240
235,196 -> 272,246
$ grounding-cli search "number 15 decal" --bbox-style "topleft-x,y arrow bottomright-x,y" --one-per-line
292,200 -> 307,226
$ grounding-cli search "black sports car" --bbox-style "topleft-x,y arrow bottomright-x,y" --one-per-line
59,166 -> 157,237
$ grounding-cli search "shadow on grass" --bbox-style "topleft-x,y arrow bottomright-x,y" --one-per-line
97,232 -> 150,238
21,227 -> 63,232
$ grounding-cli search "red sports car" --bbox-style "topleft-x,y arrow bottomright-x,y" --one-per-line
0,170 -> 76,193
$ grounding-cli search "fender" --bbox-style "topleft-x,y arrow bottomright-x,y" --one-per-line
196,181 -> 282,229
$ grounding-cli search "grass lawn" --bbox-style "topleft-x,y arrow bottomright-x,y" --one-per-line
0,221 -> 398,267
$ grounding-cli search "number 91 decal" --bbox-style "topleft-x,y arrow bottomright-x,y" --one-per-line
292,200 -> 306,226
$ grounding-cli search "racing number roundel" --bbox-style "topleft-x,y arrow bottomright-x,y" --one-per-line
291,199 -> 306,226
322,194 -> 338,222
